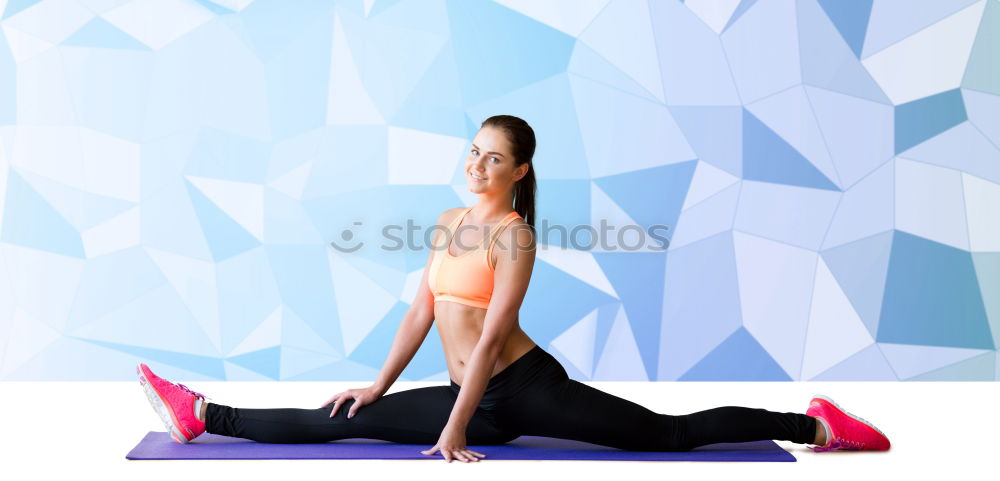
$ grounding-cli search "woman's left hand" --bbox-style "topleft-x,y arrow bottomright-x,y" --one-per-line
420,424 -> 486,463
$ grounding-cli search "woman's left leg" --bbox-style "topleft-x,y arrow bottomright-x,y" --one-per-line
495,356 -> 817,451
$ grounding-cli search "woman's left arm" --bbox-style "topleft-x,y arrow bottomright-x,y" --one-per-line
422,223 -> 536,461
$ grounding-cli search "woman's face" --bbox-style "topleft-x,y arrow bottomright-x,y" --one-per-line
465,126 -> 528,195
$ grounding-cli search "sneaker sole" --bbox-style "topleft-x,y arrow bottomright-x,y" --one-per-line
138,365 -> 191,444
811,394 -> 888,440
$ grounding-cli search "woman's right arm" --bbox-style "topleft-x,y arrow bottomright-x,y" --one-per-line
327,303 -> 433,417
370,304 -> 433,395
370,209 -> 453,395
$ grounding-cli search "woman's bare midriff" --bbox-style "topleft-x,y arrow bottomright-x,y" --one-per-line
434,300 -> 537,386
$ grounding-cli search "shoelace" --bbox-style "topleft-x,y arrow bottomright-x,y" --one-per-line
811,437 -> 865,452
175,382 -> 211,401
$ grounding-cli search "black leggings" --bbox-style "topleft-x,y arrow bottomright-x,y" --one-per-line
205,345 -> 817,451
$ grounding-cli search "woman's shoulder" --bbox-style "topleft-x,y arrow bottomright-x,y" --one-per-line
497,217 -> 535,251
428,207 -> 467,250
438,206 -> 467,226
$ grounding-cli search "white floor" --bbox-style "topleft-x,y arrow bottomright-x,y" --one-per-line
4,381 -> 995,481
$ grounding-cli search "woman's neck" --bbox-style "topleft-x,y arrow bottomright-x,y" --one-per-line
470,195 -> 515,222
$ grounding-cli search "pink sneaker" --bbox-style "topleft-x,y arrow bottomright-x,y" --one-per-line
137,363 -> 210,444
807,394 -> 890,452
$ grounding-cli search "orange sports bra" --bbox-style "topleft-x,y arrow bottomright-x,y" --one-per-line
427,207 -> 522,309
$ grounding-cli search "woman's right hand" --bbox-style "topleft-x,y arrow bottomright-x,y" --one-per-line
322,385 -> 385,419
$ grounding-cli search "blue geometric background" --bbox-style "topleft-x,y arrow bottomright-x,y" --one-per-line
0,0 -> 997,382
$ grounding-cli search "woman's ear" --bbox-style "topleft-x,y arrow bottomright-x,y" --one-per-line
513,163 -> 529,183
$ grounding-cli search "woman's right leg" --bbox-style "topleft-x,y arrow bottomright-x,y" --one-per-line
204,385 -> 507,445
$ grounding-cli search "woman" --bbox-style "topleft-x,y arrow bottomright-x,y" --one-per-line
138,115 -> 890,462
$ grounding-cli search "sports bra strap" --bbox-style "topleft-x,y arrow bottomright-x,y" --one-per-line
486,211 -> 521,269
439,207 -> 471,250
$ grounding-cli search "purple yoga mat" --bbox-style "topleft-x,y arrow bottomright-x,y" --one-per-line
126,432 -> 797,462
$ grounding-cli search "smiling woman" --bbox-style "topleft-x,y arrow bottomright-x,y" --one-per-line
137,115 -> 890,463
